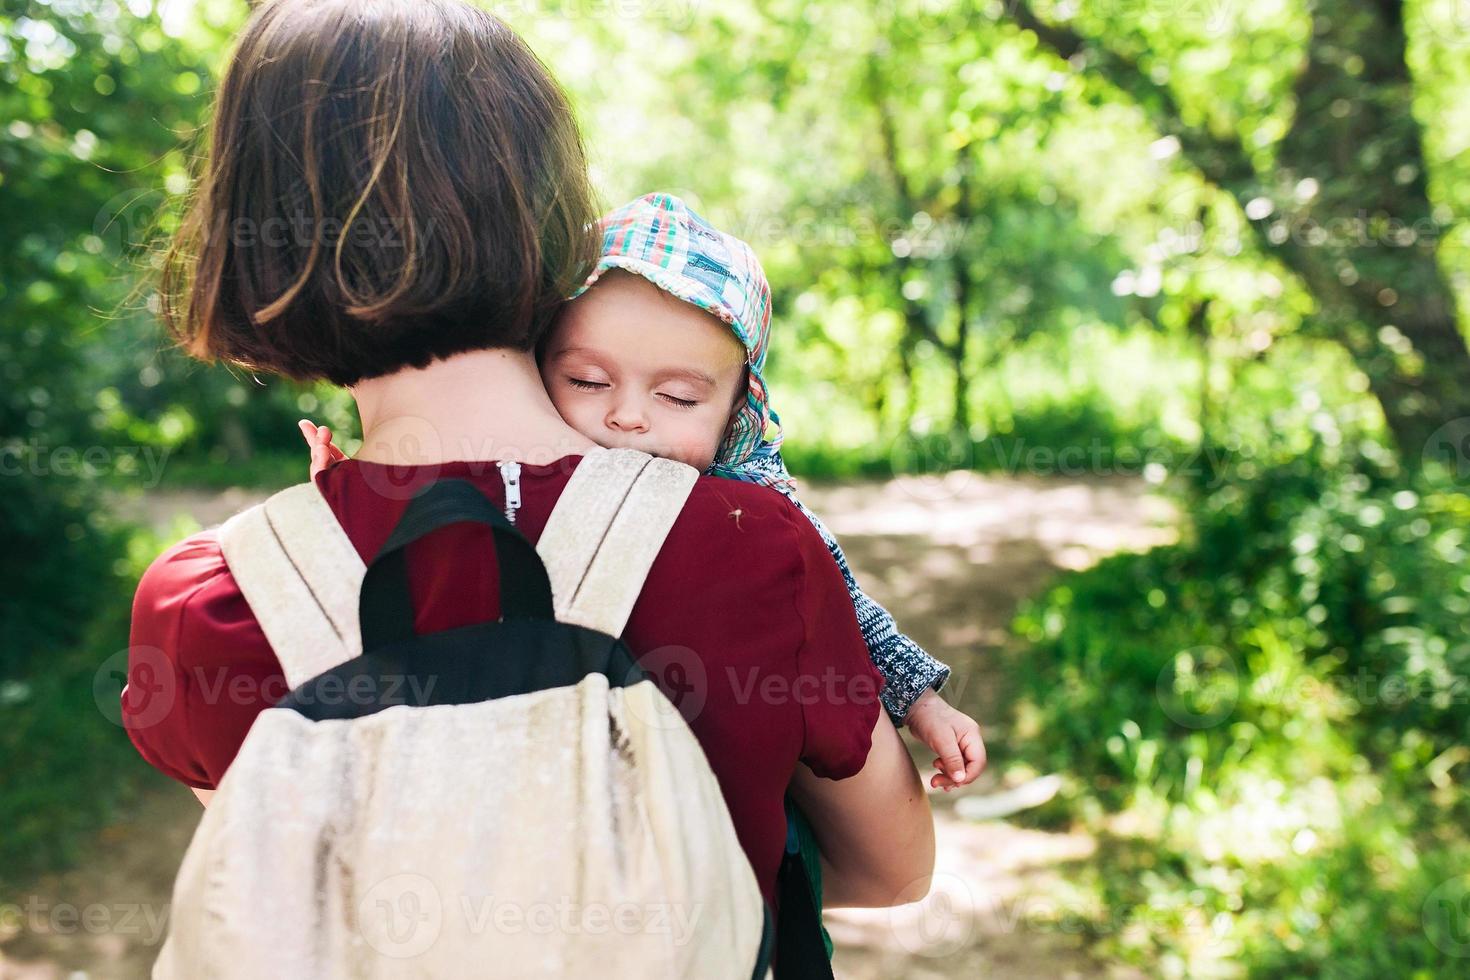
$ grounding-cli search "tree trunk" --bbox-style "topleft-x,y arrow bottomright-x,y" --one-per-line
866,51 -> 976,438
1189,299 -> 1214,451
1271,0 -> 1470,464
951,249 -> 973,436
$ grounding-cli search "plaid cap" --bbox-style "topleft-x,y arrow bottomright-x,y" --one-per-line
570,193 -> 790,486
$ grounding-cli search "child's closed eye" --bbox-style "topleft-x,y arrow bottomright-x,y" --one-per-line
565,374 -> 698,408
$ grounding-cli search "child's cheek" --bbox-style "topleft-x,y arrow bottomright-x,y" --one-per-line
547,389 -> 598,443
672,416 -> 723,473
669,444 -> 717,472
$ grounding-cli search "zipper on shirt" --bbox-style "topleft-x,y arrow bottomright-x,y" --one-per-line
497,459 -> 522,525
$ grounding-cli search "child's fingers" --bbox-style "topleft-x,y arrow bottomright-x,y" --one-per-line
940,728 -> 987,787
928,720 -> 988,792
957,724 -> 988,784
930,759 -> 958,791
309,442 -> 330,479
300,419 -> 329,478
299,419 -> 346,478
314,424 -> 347,464
299,419 -> 334,452
928,727 -> 967,790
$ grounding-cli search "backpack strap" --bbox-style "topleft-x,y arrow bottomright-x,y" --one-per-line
218,482 -> 366,690
218,448 -> 696,690
537,447 -> 699,637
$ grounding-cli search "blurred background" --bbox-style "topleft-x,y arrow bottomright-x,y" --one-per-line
3,0 -> 1469,977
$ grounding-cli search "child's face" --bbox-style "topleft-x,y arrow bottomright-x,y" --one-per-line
540,270 -> 748,472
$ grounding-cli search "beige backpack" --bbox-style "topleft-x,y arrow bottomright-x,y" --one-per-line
151,448 -> 772,979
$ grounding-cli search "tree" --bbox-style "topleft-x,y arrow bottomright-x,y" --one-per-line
1005,0 -> 1470,469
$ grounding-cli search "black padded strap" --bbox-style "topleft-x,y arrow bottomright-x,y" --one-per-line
359,479 -> 554,651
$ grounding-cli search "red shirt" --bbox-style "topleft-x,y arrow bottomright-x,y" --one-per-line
123,454 -> 883,904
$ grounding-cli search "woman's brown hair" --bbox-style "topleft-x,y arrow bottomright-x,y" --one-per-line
160,0 -> 600,386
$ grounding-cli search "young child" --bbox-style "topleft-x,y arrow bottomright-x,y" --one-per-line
301,192 -> 985,788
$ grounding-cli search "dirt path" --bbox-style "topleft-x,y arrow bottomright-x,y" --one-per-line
796,471 -> 1176,980
1,470 -> 1177,979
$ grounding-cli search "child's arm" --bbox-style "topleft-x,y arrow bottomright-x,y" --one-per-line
786,492 -> 985,790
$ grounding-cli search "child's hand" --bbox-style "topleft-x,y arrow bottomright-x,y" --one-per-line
906,688 -> 986,792
297,418 -> 347,479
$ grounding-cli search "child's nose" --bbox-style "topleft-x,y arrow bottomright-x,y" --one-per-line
605,400 -> 649,433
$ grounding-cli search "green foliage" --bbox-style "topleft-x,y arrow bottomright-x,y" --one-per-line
0,510 -> 178,891
517,0 -> 1470,464
1004,439 -> 1470,974
3,5 -> 1469,974
0,0 -> 252,890
0,470 -> 120,679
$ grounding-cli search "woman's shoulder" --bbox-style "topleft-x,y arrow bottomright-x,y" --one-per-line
658,473 -> 850,604
124,529 -> 238,788
669,473 -> 825,564
134,527 -> 225,608
681,472 -> 807,526
135,522 -> 295,683
127,523 -> 287,789
134,518 -> 292,656
132,529 -> 236,652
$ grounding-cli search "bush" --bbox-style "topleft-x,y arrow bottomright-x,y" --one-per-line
0,472 -> 164,889
1002,441 -> 1470,976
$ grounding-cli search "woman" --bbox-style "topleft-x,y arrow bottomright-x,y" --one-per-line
122,0 -> 934,926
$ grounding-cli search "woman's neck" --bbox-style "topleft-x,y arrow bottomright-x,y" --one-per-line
349,347 -> 597,466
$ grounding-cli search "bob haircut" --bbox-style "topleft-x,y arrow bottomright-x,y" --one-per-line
160,0 -> 600,387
